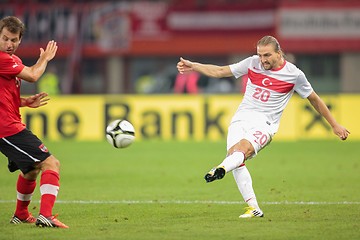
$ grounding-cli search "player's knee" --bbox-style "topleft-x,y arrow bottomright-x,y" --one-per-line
227,139 -> 255,159
40,155 -> 60,172
23,168 -> 41,180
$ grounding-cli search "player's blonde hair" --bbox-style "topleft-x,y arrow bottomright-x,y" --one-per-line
257,35 -> 282,53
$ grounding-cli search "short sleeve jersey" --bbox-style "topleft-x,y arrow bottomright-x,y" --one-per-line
0,51 -> 26,138
229,55 -> 313,133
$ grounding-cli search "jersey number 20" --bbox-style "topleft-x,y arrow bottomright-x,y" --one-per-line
253,130 -> 268,146
253,87 -> 270,102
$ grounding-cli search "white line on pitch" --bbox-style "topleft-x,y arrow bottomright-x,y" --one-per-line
1,200 -> 360,205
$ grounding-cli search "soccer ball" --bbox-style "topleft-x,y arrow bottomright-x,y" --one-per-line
106,119 -> 135,148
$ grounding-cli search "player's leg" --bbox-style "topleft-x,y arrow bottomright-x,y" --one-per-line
204,139 -> 253,182
233,165 -> 264,218
0,131 -> 41,224
222,139 -> 255,171
232,125 -> 272,218
205,120 -> 255,183
227,135 -> 262,217
34,155 -> 68,228
10,170 -> 38,224
35,155 -> 60,217
1,129 -> 68,228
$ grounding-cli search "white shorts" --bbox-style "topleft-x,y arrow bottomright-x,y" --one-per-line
227,116 -> 274,159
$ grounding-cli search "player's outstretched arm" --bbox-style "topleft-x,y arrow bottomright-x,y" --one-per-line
177,57 -> 233,78
307,91 -> 350,140
17,40 -> 58,83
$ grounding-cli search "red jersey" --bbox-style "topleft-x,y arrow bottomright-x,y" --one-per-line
0,51 -> 26,138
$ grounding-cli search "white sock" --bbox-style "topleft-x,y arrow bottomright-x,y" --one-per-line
218,151 -> 245,173
232,165 -> 261,210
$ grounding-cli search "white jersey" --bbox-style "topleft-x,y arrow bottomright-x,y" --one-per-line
229,55 -> 313,134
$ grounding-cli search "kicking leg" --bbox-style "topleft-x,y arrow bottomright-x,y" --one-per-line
204,139 -> 254,183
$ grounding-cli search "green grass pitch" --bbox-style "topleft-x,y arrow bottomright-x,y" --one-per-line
0,139 -> 359,240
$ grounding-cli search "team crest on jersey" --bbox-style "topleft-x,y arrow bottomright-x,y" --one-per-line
261,78 -> 273,86
39,144 -> 49,153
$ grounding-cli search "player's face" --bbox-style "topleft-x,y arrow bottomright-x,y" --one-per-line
257,44 -> 282,70
0,27 -> 21,55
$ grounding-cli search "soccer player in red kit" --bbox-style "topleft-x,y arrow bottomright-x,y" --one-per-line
0,16 -> 68,228
177,36 -> 350,218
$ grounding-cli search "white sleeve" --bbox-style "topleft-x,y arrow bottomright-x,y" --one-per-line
229,56 -> 254,79
294,70 -> 313,98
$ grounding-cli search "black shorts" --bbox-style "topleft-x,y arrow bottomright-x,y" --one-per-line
0,129 -> 51,174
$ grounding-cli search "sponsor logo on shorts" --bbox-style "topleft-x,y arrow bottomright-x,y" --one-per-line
39,144 -> 49,153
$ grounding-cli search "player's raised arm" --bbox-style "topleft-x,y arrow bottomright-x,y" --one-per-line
177,57 -> 233,78
17,40 -> 58,83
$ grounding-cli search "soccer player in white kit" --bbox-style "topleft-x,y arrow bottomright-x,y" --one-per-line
176,36 -> 350,218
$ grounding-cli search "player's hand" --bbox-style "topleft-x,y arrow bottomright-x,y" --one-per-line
177,57 -> 194,74
39,40 -> 58,62
25,92 -> 50,108
333,124 -> 350,140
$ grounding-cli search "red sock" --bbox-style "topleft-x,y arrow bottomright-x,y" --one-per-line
39,170 -> 60,217
15,174 -> 36,219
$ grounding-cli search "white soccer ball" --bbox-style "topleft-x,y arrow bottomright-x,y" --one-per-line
106,119 -> 135,148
